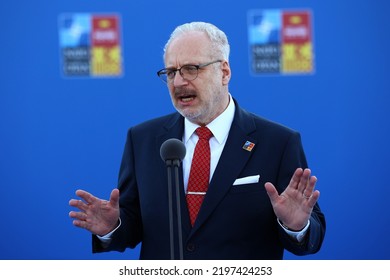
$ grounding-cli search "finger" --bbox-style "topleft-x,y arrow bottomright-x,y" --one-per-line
69,198 -> 90,212
297,168 -> 311,193
289,168 -> 304,190
264,182 -> 279,202
75,189 -> 97,204
109,189 -> 120,208
72,219 -> 90,231
307,190 -> 320,208
69,210 -> 87,221
303,175 -> 317,197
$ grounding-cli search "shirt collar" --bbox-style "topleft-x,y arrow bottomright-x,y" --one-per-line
184,94 -> 235,144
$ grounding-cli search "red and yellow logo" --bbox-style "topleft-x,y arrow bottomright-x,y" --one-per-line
91,16 -> 122,76
282,12 -> 313,73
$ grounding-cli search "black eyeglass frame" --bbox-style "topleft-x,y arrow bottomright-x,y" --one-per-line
157,60 -> 223,83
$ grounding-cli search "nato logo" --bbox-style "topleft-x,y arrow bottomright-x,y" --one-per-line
248,9 -> 314,75
58,13 -> 123,78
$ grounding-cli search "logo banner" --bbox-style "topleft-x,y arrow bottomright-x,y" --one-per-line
248,9 -> 314,75
59,13 -> 123,78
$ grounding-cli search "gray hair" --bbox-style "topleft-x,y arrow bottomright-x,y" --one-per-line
163,22 -> 230,61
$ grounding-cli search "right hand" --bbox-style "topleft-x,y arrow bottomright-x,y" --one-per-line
69,189 -> 120,236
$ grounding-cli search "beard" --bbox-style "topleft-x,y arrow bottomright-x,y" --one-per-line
171,84 -> 228,125
172,88 -> 206,123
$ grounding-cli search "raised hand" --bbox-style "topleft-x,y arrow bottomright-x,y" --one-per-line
69,189 -> 120,236
264,168 -> 320,231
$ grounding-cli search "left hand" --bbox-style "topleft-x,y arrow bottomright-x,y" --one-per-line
264,168 -> 320,231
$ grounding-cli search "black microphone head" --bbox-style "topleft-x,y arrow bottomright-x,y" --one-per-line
160,138 -> 186,162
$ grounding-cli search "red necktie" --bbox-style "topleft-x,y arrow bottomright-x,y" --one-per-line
186,126 -> 213,226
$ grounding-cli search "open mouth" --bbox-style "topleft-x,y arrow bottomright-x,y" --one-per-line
180,95 -> 195,103
175,90 -> 197,104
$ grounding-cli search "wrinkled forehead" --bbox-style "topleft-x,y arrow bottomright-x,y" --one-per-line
164,31 -> 213,67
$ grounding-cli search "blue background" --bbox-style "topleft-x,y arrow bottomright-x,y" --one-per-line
1,0 -> 389,260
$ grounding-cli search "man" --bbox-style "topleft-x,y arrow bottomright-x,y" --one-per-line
69,21 -> 326,259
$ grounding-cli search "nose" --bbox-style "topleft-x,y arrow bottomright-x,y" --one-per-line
172,71 -> 188,87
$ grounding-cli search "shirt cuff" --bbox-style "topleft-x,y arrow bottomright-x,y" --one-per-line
277,218 -> 310,243
96,218 -> 122,244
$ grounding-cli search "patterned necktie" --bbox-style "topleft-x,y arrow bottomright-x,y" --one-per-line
186,126 -> 213,226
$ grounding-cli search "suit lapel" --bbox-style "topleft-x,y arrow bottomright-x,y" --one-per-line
189,104 -> 258,234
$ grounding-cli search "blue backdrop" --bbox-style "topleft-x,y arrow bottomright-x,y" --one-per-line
1,0 -> 389,260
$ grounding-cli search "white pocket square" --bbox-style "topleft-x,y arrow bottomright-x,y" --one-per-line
233,175 -> 260,186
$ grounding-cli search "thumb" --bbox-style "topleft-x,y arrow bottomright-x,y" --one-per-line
109,188 -> 120,207
264,182 -> 279,202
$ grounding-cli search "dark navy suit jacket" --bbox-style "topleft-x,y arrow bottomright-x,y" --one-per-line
93,100 -> 326,259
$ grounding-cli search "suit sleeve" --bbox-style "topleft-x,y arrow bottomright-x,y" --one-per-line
276,131 -> 326,255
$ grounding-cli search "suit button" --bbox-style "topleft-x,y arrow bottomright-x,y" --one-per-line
186,243 -> 195,252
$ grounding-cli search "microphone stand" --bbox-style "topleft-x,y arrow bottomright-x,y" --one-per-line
161,138 -> 186,260
165,159 -> 184,260
166,161 -> 175,260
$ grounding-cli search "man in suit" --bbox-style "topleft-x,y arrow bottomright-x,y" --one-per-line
69,21 -> 325,259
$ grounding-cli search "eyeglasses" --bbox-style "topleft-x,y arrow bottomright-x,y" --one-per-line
157,60 -> 222,83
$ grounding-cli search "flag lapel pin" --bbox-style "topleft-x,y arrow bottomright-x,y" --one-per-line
242,141 -> 255,152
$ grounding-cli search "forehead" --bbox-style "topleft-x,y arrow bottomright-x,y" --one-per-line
165,31 -> 212,66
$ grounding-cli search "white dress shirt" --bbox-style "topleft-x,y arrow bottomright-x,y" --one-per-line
182,94 -> 235,192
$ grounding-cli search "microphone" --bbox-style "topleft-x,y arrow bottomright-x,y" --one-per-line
160,138 -> 186,167
160,138 -> 186,260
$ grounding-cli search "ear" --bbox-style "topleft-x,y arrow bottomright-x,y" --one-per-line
221,61 -> 231,85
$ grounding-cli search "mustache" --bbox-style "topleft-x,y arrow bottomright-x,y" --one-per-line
174,88 -> 197,97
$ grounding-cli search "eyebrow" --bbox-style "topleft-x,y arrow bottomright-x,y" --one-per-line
165,62 -> 200,69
